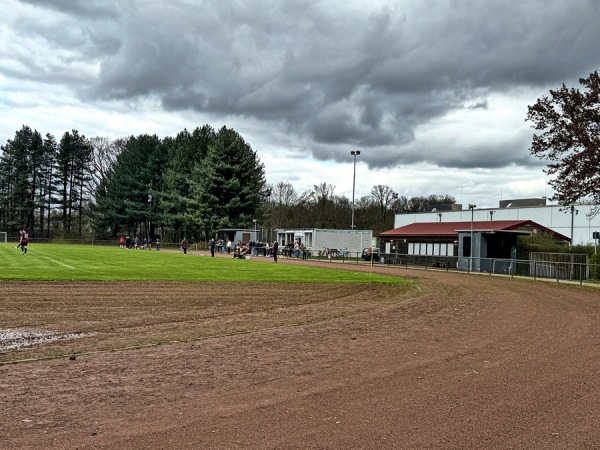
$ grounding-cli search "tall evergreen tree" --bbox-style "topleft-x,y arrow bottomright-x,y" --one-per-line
55,130 -> 92,235
39,133 -> 57,237
94,134 -> 163,237
0,126 -> 60,236
0,126 -> 34,232
194,126 -> 267,238
26,130 -> 45,233
159,126 -> 215,240
0,136 -> 15,230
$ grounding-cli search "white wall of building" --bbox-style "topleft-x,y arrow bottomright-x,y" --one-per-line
394,204 -> 600,245
276,228 -> 373,256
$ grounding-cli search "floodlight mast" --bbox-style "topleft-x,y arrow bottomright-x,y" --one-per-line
350,150 -> 361,229
469,204 -> 476,272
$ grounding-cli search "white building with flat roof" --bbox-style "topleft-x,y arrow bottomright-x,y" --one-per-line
394,200 -> 600,246
275,228 -> 373,257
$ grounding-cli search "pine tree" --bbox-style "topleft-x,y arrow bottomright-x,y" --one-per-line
194,126 -> 267,237
55,130 -> 92,236
93,134 -> 163,237
159,126 -> 215,240
40,133 -> 57,238
0,126 -> 33,232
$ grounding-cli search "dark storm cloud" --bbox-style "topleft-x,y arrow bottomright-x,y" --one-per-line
7,0 -> 600,170
17,0 -> 122,19
406,141 -> 544,170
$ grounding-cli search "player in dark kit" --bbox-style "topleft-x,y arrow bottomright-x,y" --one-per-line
20,230 -> 29,255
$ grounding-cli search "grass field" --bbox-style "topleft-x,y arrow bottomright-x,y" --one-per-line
0,243 -> 409,284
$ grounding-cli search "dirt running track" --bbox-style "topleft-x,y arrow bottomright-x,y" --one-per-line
2,258 -> 600,449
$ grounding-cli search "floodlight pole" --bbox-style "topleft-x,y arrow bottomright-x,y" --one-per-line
469,204 -> 476,272
570,205 -> 576,247
350,150 -> 361,229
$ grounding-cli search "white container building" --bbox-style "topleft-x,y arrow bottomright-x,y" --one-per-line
275,228 -> 374,257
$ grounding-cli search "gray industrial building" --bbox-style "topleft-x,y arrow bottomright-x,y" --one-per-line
393,198 -> 600,246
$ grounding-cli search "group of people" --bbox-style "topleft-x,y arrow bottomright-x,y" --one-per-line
232,241 -> 251,258
280,241 -> 308,260
214,238 -> 310,263
119,235 -> 161,251
232,240 -> 282,261
113,234 -> 308,262
213,239 -> 277,256
15,229 -> 29,255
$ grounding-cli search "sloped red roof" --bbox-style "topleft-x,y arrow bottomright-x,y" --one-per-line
379,220 -> 571,242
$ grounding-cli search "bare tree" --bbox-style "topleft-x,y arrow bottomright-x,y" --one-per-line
407,195 -> 455,212
269,181 -> 299,228
370,185 -> 397,230
88,136 -> 126,202
307,183 -> 336,228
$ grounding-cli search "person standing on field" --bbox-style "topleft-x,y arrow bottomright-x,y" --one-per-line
16,229 -> 23,250
272,240 -> 279,262
20,230 -> 29,255
181,238 -> 189,255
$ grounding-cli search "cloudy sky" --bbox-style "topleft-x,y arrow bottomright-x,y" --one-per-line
2,0 -> 599,208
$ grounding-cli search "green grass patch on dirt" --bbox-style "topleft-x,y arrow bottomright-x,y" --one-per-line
0,243 -> 410,284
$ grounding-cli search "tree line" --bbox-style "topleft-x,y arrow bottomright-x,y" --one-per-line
0,126 -> 91,239
0,123 -> 454,242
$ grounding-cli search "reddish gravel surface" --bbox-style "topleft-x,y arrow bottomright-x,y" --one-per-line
2,259 -> 600,449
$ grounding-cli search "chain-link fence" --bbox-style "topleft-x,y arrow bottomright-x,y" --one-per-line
378,252 -> 600,285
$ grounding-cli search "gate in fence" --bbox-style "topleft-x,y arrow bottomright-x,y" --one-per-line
529,252 -> 589,280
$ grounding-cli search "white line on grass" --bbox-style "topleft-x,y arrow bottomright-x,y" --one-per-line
45,257 -> 75,269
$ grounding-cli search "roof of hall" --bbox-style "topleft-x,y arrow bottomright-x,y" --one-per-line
379,220 -> 571,242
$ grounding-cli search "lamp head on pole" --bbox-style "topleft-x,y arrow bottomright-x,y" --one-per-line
350,150 -> 361,156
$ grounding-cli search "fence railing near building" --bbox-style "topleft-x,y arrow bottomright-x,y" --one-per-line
529,252 -> 589,280
379,252 -> 600,285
